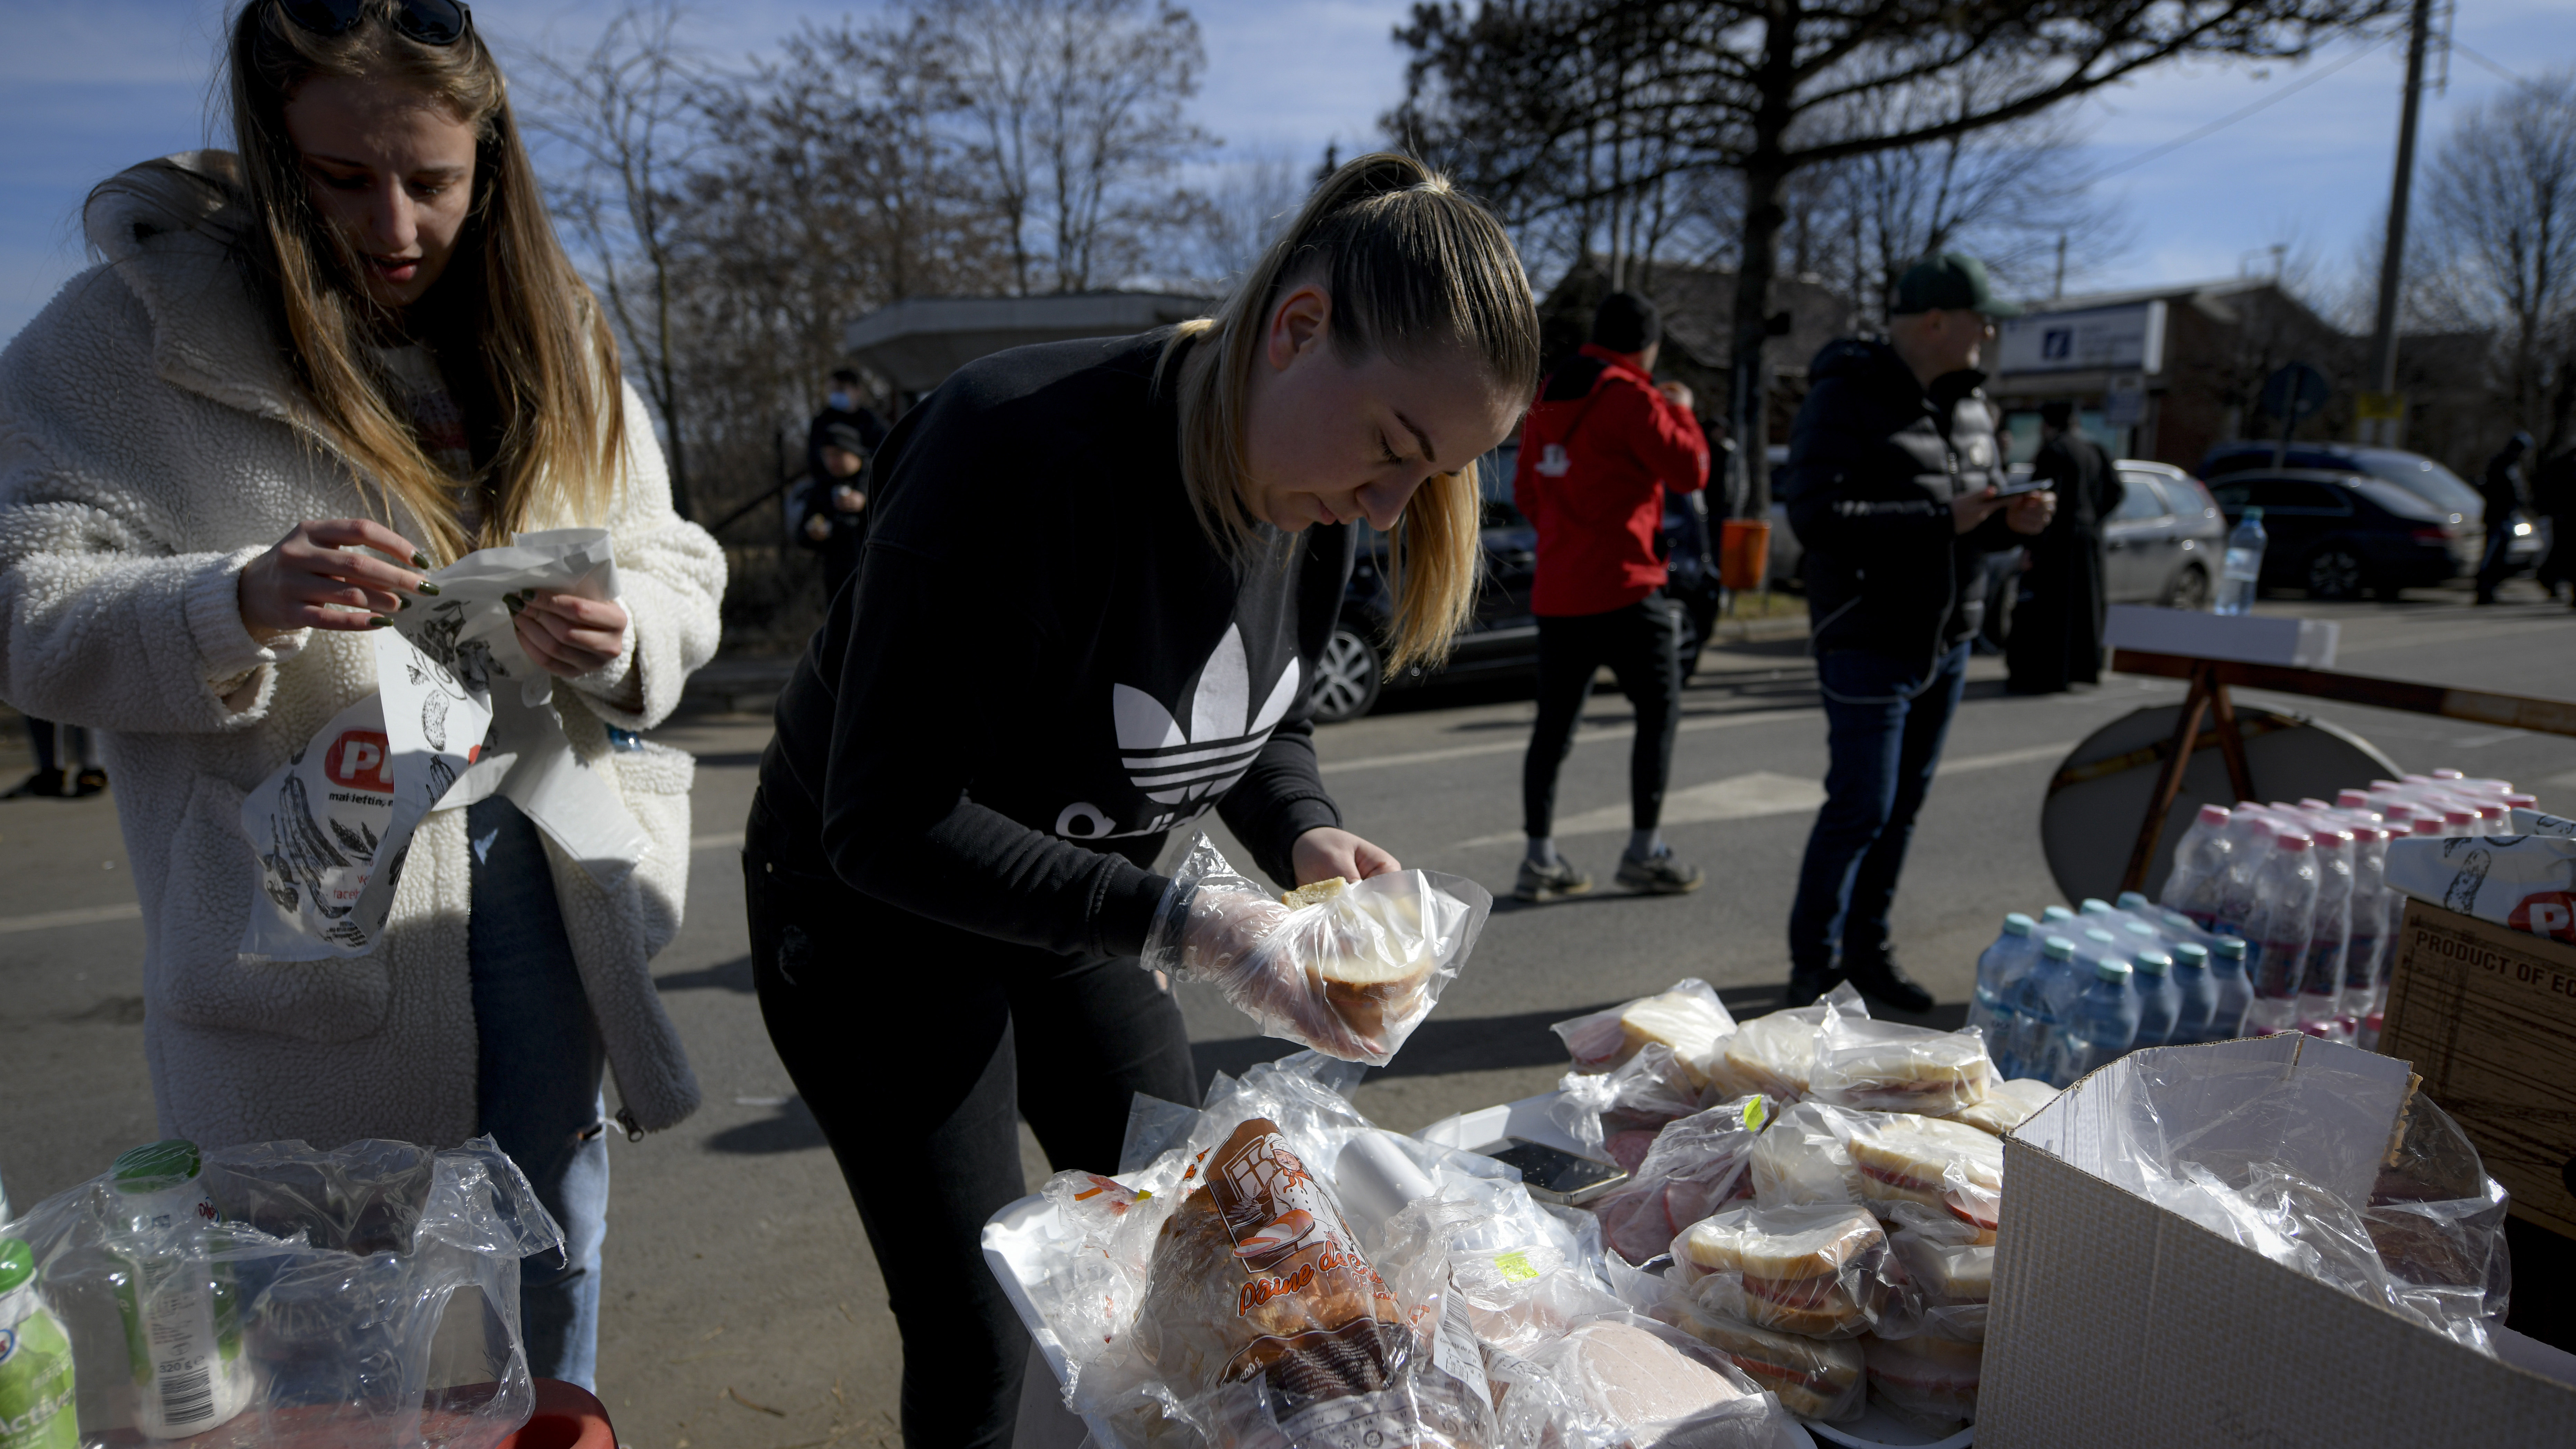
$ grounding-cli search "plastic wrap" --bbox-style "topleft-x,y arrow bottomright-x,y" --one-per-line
1663,1301 -> 1867,1424
1668,1204 -> 1913,1340
1551,1045 -> 1710,1170
1719,987 -> 1864,1101
1143,835 -> 1492,1065
2,1137 -> 561,1449
1845,1114 -> 2005,1238
1805,1006 -> 1993,1117
1549,980 -> 1739,1089
1587,1097 -> 1775,1267
2063,1044 -> 2513,1354
1859,1331 -> 1980,1427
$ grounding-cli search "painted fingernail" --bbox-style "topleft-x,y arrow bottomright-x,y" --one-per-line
398,596 -> 412,610
368,615 -> 394,628
415,581 -> 441,595
505,596 -> 525,613
412,551 -> 432,568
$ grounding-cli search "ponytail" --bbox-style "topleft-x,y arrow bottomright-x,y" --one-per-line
1163,152 -> 1538,674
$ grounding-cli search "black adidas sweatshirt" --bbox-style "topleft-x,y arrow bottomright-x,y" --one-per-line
754,331 -> 1355,960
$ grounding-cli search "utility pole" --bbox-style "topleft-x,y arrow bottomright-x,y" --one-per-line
2367,0 -> 2437,400
2053,233 -> 2067,300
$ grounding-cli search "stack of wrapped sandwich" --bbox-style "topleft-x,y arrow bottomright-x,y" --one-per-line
1549,981 -> 2062,1433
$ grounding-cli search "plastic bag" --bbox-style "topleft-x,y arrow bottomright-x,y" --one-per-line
1844,1114 -> 2006,1239
1552,1044 -> 1710,1170
2385,831 -> 2576,944
1859,1331 -> 1980,1428
1668,1203 -> 1914,1340
1588,1096 -> 1776,1266
1880,1203 -> 1991,1343
1943,1076 -> 2058,1138
1806,1004 -> 1992,1117
3,1137 -> 562,1449
1719,986 -> 1864,1101
1550,979 -> 1739,1088
1662,1300 -> 1867,1424
1485,1315 -> 1787,1449
1747,1101 -> 1878,1209
1142,834 -> 1492,1065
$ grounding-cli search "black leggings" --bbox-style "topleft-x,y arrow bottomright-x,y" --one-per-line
1521,594 -> 1681,839
743,808 -> 1198,1449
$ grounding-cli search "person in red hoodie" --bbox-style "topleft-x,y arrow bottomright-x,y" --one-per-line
1513,291 -> 1712,902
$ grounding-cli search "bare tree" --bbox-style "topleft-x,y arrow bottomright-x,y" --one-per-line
1394,0 -> 2398,514
917,0 -> 1215,293
2417,70 -> 2576,449
1188,153 -> 1311,282
525,0 -> 705,519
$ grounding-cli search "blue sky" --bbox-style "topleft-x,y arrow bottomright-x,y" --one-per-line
2,0 -> 2569,344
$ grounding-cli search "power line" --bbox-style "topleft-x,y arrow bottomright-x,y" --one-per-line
2448,41 -> 2520,85
2083,39 -> 2390,186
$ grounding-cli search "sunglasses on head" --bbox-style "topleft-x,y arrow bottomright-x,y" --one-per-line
275,0 -> 472,46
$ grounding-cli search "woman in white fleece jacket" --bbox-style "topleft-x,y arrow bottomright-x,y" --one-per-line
0,2 -> 723,1387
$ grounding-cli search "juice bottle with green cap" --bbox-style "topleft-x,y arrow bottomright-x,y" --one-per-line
106,1142 -> 251,1440
0,1237 -> 77,1449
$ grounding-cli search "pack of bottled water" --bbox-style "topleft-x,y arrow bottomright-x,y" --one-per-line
1967,769 -> 2540,1088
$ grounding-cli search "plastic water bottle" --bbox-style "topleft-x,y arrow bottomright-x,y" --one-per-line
2209,810 -> 2277,978
2130,950 -> 2181,1050
2158,804 -> 2234,927
2289,814 -> 2354,1040
2041,904 -> 2077,925
2204,936 -> 2252,1039
1967,913 -> 2040,1061
2244,829 -> 2318,1036
2155,908 -> 2221,953
2215,507 -> 2266,615
2005,936 -> 2082,1083
2168,942 -> 2217,1044
2118,917 -> 2167,956
2321,813 -> 2392,1039
2057,956 -> 2142,1086
2116,890 -> 2154,915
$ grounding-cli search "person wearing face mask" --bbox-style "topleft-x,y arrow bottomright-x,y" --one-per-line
0,0 -> 724,1389
1781,253 -> 2054,1010
744,153 -> 1538,1449
808,365 -> 888,493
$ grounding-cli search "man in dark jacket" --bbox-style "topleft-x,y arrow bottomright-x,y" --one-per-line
2474,432 -> 2531,605
2005,400 -> 2123,693
807,367 -> 889,488
2532,446 -> 2575,604
1513,291 -> 1713,901
1783,253 -> 2055,1009
797,422 -> 872,601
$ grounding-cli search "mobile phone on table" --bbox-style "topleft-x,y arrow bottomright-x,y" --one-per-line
1479,1137 -> 1628,1206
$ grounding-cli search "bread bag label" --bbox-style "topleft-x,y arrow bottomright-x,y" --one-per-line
1204,1123 -> 1399,1389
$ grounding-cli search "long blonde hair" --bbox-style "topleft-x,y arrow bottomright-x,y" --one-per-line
226,0 -> 623,562
1163,153 -> 1539,673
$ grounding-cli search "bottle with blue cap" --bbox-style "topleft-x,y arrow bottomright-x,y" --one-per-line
2056,953 -> 2142,1086
2167,941 -> 2217,1044
2130,950 -> 2181,1049
2003,936 -> 2081,1082
2202,936 -> 2253,1041
2217,506 -> 2266,614
1966,913 -> 2039,1060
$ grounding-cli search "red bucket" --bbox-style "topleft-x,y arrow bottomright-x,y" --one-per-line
1718,518 -> 1771,591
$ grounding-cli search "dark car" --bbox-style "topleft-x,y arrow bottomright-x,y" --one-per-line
2200,441 -> 2538,573
2203,469 -> 2466,598
1308,443 -> 1724,723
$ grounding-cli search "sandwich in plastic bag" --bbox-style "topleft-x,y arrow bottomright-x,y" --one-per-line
1720,987 -> 1864,1101
1551,1044 -> 1709,1172
1746,1100 -> 1878,1209
1880,1203 -> 1991,1343
1588,1096 -> 1775,1267
1669,1203 -> 1914,1340
1859,1331 -> 1981,1427
1550,979 -> 1738,1088
2,1136 -> 562,1449
1484,1315 -> 1788,1449
1845,1114 -> 2006,1239
1663,1300 -> 1867,1423
1143,835 -> 1491,1065
1943,1077 -> 2058,1138
1806,1007 -> 1992,1117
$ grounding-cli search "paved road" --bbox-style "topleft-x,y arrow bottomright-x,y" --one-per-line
3,583 -> 2573,1448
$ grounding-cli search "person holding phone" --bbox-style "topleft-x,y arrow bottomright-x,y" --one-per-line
0,0 -> 724,1388
1781,253 -> 2054,1010
744,153 -> 1539,1449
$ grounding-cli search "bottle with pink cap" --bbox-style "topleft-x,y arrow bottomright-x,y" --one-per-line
2157,803 -> 2235,927
2280,808 -> 2354,1041
2242,826 -> 2317,1037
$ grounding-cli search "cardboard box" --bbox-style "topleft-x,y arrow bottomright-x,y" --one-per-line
1979,1035 -> 2576,1448
2102,603 -> 2340,667
2380,896 -> 2576,1238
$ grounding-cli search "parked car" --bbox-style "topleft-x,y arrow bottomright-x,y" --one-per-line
2202,469 -> 2467,598
2200,442 -> 2538,573
2101,461 -> 2229,609
1308,443 -> 1723,723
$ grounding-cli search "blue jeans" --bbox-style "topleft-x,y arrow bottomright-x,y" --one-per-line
1787,644 -> 1973,976
468,795 -> 609,1390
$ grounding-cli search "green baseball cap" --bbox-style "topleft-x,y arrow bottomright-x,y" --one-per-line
1891,251 -> 2022,318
